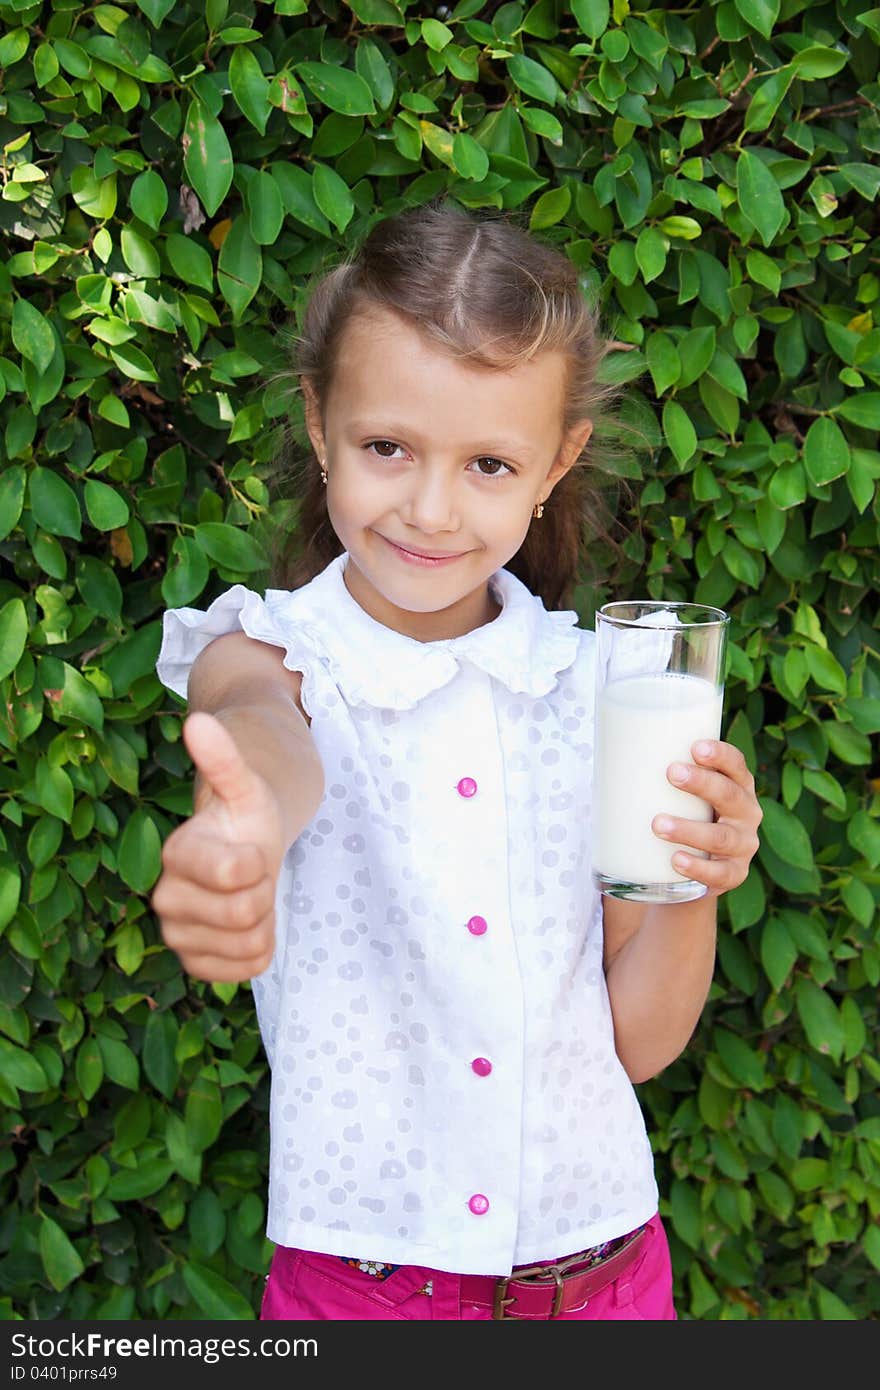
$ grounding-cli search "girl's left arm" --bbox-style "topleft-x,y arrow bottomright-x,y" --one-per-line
602,740 -> 762,1084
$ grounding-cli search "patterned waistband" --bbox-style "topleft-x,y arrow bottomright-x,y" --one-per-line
336,1224 -> 644,1290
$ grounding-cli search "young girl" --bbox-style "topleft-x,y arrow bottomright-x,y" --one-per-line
153,200 -> 762,1321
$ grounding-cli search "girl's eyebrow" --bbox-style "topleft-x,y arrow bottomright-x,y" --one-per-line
348,419 -> 538,459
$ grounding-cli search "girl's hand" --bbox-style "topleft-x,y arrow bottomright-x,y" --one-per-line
651,740 -> 762,898
150,712 -> 287,983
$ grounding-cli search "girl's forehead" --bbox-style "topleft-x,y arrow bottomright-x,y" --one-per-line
332,308 -> 568,419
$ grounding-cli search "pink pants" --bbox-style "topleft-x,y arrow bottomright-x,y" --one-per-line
260,1212 -> 676,1320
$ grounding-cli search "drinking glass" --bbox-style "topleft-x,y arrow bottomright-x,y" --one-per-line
591,601 -> 730,904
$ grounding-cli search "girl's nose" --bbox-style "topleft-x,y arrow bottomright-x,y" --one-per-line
402,469 -> 460,533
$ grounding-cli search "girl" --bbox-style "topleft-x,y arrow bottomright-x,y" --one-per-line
153,200 -> 762,1321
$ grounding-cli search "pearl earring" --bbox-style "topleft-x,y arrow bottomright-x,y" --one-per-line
533,500 -> 544,519
320,458 -> 327,485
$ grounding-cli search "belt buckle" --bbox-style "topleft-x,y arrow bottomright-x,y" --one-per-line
493,1264 -> 565,1319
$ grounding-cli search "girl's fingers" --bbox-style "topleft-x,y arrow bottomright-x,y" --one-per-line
159,900 -> 275,972
668,849 -> 746,895
159,830 -> 267,892
153,873 -> 276,936
690,739 -> 756,795
665,761 -> 750,818
178,949 -> 274,983
652,816 -> 759,861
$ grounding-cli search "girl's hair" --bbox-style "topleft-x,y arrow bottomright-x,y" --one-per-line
265,196 -> 635,611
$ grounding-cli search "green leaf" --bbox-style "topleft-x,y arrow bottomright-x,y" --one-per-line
760,916 -> 796,991
75,1038 -> 103,1100
803,415 -> 850,486
296,61 -> 376,116
70,166 -> 119,220
129,169 -> 167,231
646,332 -> 681,396
109,341 -> 160,383
0,597 -> 28,681
796,978 -> 844,1062
38,655 -> 104,732
746,249 -> 782,295
837,163 -> 880,201
105,1158 -> 174,1200
452,131 -> 489,182
117,808 -> 161,894
758,798 -> 815,872
572,0 -> 609,40
736,149 -> 785,247
669,1179 -> 701,1249
229,44 -> 271,134
848,810 -> 880,867
182,1261 -> 255,1320
247,170 -> 284,246
421,17 -> 452,50
185,1072 -> 224,1152
833,392 -> 880,429
12,298 -> 55,374
39,1216 -> 85,1292
635,226 -> 668,283
744,66 -> 794,133
194,521 -> 268,572
713,1028 -> 766,1090
676,325 -> 716,388
825,721 -> 871,765
84,480 -> 130,531
217,216 -> 262,320
189,1188 -> 226,1257
0,1036 -> 49,1092
29,466 -> 82,540
530,184 -> 571,230
804,646 -> 847,695
143,1010 -> 179,1100
183,99 -> 233,218
756,1171 -> 794,1222
166,1112 -> 203,1184
815,1284 -> 859,1320
312,162 -> 354,234
662,398 -> 697,465
791,46 -> 849,79
96,1034 -> 140,1090
507,54 -> 559,106
166,232 -> 214,294
733,0 -> 780,39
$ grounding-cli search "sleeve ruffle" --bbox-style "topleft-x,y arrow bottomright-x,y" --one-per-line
155,583 -> 323,720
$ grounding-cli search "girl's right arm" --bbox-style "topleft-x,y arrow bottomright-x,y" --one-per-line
150,631 -> 326,982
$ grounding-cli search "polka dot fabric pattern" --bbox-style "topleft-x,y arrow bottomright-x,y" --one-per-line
155,553 -> 659,1277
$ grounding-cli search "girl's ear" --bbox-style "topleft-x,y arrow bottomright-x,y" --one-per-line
543,418 -> 593,492
301,377 -> 326,459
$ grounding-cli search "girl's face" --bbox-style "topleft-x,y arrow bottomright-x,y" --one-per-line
303,306 -> 593,641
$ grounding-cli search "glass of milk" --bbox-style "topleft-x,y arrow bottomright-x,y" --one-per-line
591,601 -> 729,904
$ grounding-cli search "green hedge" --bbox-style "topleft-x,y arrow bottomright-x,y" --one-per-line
1,0 -> 878,1321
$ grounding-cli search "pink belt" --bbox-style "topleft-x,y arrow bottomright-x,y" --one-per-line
458,1224 -> 648,1319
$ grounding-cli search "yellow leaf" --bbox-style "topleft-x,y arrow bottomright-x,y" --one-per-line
209,217 -> 232,250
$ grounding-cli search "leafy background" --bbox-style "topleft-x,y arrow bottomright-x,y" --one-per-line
1,0 -> 878,1321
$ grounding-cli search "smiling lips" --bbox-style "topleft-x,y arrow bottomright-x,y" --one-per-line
380,535 -> 469,566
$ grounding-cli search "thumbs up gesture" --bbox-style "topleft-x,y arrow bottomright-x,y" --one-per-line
151,710 -> 288,982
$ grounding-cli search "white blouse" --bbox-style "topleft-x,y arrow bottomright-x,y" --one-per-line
156,552 -> 658,1276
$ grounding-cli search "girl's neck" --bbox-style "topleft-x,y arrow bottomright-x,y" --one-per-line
342,559 -> 502,643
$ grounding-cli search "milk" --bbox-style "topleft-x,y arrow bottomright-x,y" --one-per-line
592,672 -> 724,885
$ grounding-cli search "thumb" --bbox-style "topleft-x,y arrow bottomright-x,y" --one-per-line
182,710 -> 260,808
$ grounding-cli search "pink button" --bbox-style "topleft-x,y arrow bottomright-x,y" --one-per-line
456,777 -> 478,798
467,915 -> 487,936
468,1193 -> 490,1216
471,1057 -> 492,1077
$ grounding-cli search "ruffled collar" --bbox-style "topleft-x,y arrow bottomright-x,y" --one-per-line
272,552 -> 581,711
